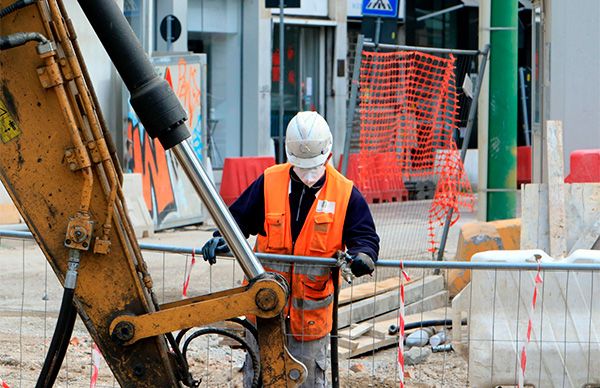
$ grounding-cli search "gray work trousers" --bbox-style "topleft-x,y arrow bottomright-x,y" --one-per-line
242,330 -> 329,388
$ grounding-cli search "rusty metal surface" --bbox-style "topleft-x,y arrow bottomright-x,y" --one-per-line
0,1 -> 178,386
257,317 -> 307,387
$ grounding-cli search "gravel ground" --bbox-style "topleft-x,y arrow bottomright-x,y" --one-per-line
0,201 -> 477,387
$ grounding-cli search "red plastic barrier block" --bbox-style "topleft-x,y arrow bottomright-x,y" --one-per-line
375,152 -> 407,202
338,154 -> 381,203
517,146 -> 532,186
565,149 -> 600,183
338,153 -> 407,203
219,156 -> 275,206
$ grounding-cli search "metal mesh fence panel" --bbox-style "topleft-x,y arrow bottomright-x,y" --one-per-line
345,43 -> 483,264
2,235 -> 599,387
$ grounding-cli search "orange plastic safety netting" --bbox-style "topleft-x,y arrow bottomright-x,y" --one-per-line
355,50 -> 474,254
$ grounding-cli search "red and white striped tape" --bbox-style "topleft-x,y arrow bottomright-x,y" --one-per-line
518,256 -> 543,388
1,377 -> 10,388
397,261 -> 411,387
90,343 -> 101,388
182,249 -> 197,297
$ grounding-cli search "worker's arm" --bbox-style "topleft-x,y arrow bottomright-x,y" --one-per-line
228,174 -> 267,238
342,187 -> 380,276
202,175 -> 266,263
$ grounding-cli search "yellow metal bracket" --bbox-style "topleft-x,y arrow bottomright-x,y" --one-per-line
109,276 -> 307,386
109,278 -> 287,346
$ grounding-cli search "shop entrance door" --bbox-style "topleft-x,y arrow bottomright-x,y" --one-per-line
271,24 -> 325,162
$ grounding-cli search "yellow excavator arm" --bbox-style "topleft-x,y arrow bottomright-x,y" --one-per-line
0,0 -> 305,386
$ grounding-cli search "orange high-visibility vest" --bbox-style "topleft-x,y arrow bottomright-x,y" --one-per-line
256,162 -> 353,341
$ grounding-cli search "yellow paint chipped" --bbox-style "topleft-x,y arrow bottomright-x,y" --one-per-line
0,99 -> 21,143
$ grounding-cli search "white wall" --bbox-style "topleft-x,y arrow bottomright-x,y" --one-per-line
188,0 -> 244,166
547,0 -> 600,173
241,0 -> 274,157
328,0 -> 349,161
156,0 -> 189,52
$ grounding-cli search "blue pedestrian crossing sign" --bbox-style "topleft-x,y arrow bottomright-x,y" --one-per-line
362,0 -> 399,18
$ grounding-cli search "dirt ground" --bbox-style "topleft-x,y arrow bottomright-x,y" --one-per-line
0,202 -> 477,387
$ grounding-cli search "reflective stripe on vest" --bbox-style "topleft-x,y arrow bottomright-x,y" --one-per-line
255,163 -> 353,341
292,294 -> 334,310
265,262 -> 292,273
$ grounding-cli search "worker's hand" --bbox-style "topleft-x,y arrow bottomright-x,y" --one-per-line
201,237 -> 230,265
349,252 -> 375,277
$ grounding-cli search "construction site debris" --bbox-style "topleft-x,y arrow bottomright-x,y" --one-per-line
349,363 -> 366,373
404,347 -> 432,366
337,275 -> 445,328
405,328 -> 434,348
338,276 -> 413,306
431,344 -> 453,353
429,331 -> 447,347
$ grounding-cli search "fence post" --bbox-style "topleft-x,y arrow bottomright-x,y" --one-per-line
436,45 -> 490,262
330,266 -> 340,388
341,34 -> 364,176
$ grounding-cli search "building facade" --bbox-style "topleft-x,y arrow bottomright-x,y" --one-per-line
69,0 -> 405,174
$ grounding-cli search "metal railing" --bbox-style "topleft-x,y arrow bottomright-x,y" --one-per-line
0,231 -> 599,387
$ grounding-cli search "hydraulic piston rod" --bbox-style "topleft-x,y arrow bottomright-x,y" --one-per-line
172,141 -> 265,279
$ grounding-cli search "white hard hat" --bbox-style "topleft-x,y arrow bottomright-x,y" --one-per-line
285,111 -> 333,168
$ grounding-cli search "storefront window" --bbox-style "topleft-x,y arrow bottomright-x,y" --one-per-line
124,0 -> 148,50
271,24 -> 323,159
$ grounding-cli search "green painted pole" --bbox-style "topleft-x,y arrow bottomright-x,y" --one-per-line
487,0 -> 518,221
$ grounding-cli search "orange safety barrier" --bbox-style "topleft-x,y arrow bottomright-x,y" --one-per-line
338,153 -> 407,203
517,146 -> 532,186
564,149 -> 600,183
357,50 -> 473,251
219,156 -> 275,206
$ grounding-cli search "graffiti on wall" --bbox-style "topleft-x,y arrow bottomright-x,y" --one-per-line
124,55 -> 206,230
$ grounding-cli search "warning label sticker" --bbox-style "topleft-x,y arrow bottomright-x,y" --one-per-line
0,99 -> 21,143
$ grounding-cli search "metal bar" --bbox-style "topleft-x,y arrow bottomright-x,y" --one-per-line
362,42 -> 480,56
416,4 -> 465,22
436,45 -> 490,261
3,229 -> 600,271
171,140 -> 265,279
519,67 -> 531,146
330,267 -> 340,388
341,34 -> 364,176
278,0 -> 285,164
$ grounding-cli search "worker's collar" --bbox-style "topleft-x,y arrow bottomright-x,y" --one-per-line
289,168 -> 326,191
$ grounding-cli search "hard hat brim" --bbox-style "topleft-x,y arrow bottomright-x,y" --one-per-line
286,150 -> 331,169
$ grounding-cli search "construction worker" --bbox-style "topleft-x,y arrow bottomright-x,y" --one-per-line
202,111 -> 380,387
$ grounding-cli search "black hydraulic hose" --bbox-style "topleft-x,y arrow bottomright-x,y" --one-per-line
227,317 -> 258,340
76,0 -> 190,150
182,327 -> 261,388
388,318 -> 468,336
0,0 -> 36,18
175,317 -> 258,346
35,288 -> 77,388
0,32 -> 48,50
405,318 -> 467,331
165,332 -> 198,388
36,250 -> 81,388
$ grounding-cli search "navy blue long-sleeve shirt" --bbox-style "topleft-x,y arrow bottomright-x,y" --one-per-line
226,168 -> 380,261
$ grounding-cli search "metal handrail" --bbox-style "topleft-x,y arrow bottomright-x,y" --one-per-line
2,229 -> 600,272
362,42 -> 481,56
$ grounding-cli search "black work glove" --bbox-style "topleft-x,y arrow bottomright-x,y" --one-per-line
201,237 -> 230,265
349,252 -> 375,277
